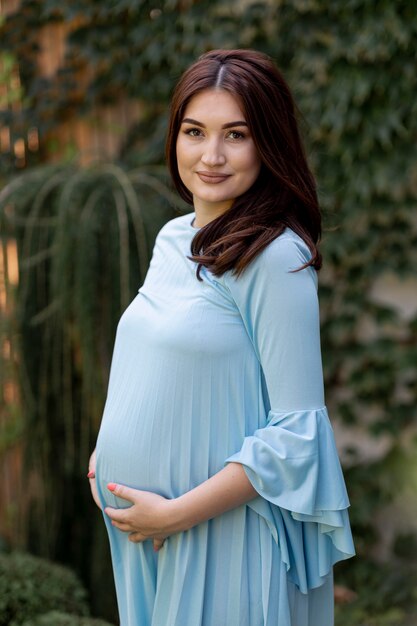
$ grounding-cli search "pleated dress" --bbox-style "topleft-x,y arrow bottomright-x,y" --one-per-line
95,212 -> 355,626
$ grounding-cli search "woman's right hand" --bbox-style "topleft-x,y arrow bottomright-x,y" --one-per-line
88,448 -> 102,510
90,452 -> 163,551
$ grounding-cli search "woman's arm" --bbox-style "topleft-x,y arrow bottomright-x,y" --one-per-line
172,461 -> 258,530
103,462 -> 257,546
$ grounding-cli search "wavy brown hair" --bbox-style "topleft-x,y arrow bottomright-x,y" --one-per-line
165,49 -> 322,280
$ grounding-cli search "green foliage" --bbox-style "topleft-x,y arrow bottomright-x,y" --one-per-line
0,162 -> 183,558
21,611 -> 113,626
335,556 -> 417,626
336,605 -> 408,626
0,552 -> 89,626
0,0 -> 273,166
270,0 -> 417,443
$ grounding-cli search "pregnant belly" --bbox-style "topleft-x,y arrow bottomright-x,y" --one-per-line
95,400 -> 217,508
94,353 -> 251,509
96,419 -> 174,497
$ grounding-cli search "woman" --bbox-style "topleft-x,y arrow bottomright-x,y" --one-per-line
88,49 -> 355,626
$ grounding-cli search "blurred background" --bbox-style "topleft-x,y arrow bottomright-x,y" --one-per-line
0,1 -> 416,624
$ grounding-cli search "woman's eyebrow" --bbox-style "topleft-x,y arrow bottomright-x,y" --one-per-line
181,118 -> 248,129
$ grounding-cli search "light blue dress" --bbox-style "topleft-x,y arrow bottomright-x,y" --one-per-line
95,212 -> 355,626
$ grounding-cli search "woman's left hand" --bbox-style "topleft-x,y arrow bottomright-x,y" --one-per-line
104,483 -> 176,551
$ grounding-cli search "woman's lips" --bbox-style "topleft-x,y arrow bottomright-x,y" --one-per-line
196,172 -> 231,184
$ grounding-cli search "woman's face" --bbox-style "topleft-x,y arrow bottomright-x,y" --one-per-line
176,88 -> 262,218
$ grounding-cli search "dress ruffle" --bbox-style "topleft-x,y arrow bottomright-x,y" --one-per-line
225,406 -> 355,593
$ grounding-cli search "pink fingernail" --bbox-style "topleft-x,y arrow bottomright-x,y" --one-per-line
107,482 -> 117,492
87,471 -> 95,478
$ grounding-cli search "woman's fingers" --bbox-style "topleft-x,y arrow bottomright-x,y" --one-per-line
88,474 -> 102,510
104,506 -> 132,524
89,479 -> 102,510
153,538 -> 165,552
126,534 -> 166,549
111,520 -> 132,532
128,532 -> 147,543
106,482 -> 140,504
97,479 -> 169,548
87,449 -> 101,509
88,449 -> 96,475
109,517 -> 167,549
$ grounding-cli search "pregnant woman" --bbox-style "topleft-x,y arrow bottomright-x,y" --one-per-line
88,49 -> 355,626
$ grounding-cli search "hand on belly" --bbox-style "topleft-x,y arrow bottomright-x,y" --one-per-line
104,482 -> 177,552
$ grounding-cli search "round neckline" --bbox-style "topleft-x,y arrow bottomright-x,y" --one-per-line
188,212 -> 201,231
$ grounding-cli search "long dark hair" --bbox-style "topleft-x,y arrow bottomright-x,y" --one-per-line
165,49 -> 322,280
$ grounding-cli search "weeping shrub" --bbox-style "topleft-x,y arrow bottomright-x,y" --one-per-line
0,160 -> 186,589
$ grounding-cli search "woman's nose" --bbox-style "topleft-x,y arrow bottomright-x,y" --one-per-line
201,139 -> 226,166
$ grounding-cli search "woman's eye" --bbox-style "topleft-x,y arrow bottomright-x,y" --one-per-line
184,128 -> 203,137
227,130 -> 245,140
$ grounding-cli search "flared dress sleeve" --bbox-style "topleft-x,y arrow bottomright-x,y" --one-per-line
222,232 -> 355,592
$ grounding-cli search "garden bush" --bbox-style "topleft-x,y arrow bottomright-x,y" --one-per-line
21,611 -> 113,626
0,552 -> 89,626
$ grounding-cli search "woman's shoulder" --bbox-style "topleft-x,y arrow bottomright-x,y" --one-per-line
150,213 -> 195,255
259,226 -> 312,267
219,226 -> 317,293
156,212 -> 194,238
233,227 -> 313,281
